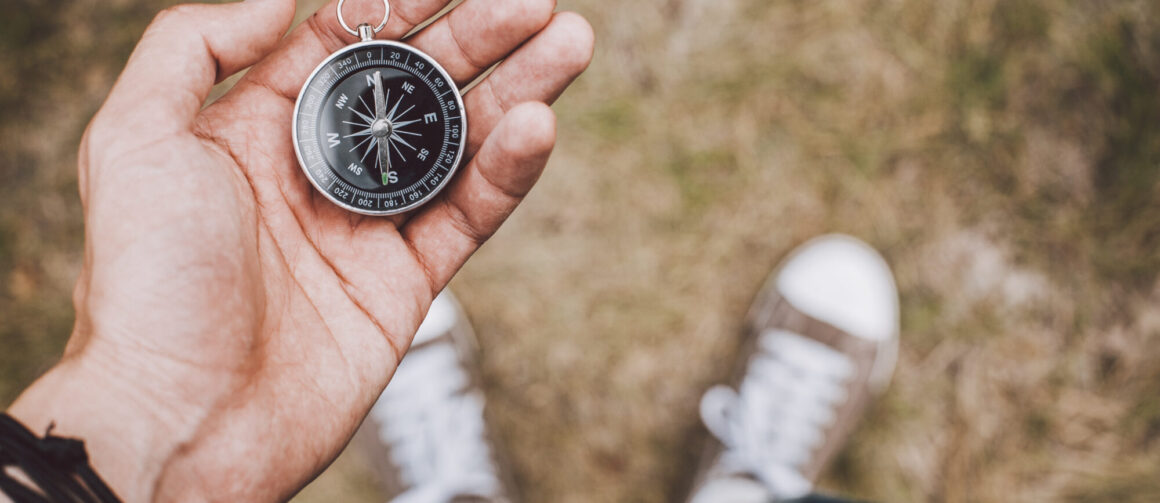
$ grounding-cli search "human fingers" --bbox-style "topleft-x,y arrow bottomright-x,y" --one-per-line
403,0 -> 556,86
460,12 -> 594,156
240,0 -> 454,101
92,0 -> 296,145
401,102 -> 555,289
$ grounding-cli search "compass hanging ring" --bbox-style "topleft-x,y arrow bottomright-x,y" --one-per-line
337,0 -> 390,37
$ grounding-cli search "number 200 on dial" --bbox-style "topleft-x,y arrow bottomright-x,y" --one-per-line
293,40 -> 467,216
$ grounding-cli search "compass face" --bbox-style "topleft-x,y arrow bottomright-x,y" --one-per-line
293,40 -> 466,215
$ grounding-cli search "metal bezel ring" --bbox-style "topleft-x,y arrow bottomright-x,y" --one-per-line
337,0 -> 390,37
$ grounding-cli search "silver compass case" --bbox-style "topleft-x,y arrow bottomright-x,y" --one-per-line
292,35 -> 467,216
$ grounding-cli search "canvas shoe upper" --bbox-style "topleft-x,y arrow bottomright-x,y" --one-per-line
688,235 -> 900,502
354,291 -> 514,503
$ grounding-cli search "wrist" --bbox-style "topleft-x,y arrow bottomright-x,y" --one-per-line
6,346 -> 203,502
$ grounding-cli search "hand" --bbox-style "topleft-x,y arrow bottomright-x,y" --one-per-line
5,0 -> 592,501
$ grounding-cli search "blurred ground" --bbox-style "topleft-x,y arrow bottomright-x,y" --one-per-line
3,0 -> 1160,501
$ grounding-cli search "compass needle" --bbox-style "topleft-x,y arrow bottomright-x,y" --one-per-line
373,72 -> 386,118
371,69 -> 392,186
293,11 -> 466,215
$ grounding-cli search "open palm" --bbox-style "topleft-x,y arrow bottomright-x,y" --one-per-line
9,0 -> 592,500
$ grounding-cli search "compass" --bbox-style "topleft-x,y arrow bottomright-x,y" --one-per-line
293,0 -> 466,215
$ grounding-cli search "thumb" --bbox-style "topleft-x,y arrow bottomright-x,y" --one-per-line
98,0 -> 296,137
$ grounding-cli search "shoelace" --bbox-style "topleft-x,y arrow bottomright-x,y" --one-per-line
699,329 -> 854,500
370,342 -> 503,503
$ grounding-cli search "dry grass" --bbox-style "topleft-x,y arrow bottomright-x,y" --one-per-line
2,0 -> 1160,502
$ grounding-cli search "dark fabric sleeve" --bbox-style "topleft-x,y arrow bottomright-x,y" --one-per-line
0,414 -> 121,503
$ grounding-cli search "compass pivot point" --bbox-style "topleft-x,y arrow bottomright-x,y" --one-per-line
371,119 -> 392,138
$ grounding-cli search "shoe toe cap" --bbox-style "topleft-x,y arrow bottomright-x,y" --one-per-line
775,234 -> 899,343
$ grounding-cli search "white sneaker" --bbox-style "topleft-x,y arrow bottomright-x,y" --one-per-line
354,291 -> 514,503
688,235 -> 900,502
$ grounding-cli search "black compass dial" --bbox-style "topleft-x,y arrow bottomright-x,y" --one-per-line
293,41 -> 466,215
